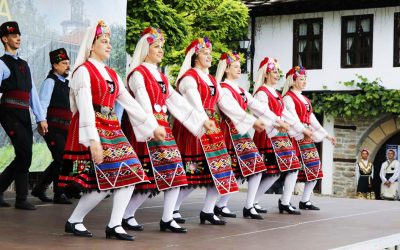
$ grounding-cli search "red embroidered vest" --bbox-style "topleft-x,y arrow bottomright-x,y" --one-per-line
285,90 -> 312,125
220,82 -> 248,111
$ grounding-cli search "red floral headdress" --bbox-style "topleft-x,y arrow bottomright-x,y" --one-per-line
185,37 -> 212,55
286,66 -> 307,80
259,57 -> 279,72
95,20 -> 110,39
220,51 -> 240,65
141,26 -> 164,45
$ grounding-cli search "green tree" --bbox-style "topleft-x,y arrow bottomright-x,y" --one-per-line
126,0 -> 249,80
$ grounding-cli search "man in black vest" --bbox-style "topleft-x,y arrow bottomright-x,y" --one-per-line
31,48 -> 72,204
0,21 -> 48,210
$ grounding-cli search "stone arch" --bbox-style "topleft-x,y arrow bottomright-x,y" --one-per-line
357,114 -> 400,160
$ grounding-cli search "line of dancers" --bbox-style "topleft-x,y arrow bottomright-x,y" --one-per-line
0,20 -> 336,241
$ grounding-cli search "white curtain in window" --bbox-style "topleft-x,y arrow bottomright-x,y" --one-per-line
298,39 -> 307,66
346,37 -> 354,65
314,39 -> 320,51
347,20 -> 356,33
313,23 -> 320,35
360,18 -> 370,32
299,23 -> 307,36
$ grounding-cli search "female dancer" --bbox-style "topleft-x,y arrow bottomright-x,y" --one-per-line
121,27 -> 213,233
172,38 -> 265,225
58,21 -> 165,241
214,51 -> 288,219
282,66 -> 336,210
252,57 -> 312,215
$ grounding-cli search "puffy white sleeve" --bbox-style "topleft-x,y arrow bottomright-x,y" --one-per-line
129,71 -> 153,115
69,67 -> 100,147
280,95 -> 305,140
355,163 -> 360,183
247,92 -> 279,137
370,164 -> 374,179
217,84 -> 255,135
178,76 -> 209,121
380,162 -> 387,183
116,74 -> 158,142
166,84 -> 206,137
309,113 -> 329,142
389,161 -> 400,183
254,91 -> 279,137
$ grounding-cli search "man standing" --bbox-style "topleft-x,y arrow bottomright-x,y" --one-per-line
0,21 -> 48,210
31,48 -> 72,204
380,149 -> 400,200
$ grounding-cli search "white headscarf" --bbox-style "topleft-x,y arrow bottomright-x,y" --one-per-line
215,59 -> 227,84
129,34 -> 150,74
175,37 -> 212,85
175,47 -> 195,85
281,75 -> 295,96
252,57 -> 279,95
128,27 -> 165,76
72,24 -> 97,74
252,63 -> 268,95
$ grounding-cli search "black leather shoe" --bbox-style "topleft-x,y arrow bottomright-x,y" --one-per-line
53,194 -> 73,204
160,220 -> 187,233
253,203 -> 267,213
279,199 -> 297,209
105,225 -> 134,241
122,217 -> 144,231
15,200 -> 36,210
64,221 -> 92,237
31,189 -> 53,202
214,206 -> 236,218
299,201 -> 320,210
243,207 -> 263,220
0,196 -> 10,207
200,211 -> 226,225
173,210 -> 185,224
279,201 -> 301,215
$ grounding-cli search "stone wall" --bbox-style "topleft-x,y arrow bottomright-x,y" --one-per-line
331,114 -> 400,197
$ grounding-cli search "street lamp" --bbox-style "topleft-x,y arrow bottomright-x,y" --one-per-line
238,38 -> 251,73
239,38 -> 251,53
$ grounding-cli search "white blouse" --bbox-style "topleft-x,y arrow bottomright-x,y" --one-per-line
253,85 -> 305,140
178,68 -> 255,135
380,159 -> 400,183
283,90 -> 328,142
69,58 -> 158,147
128,62 -> 207,137
221,79 -> 280,137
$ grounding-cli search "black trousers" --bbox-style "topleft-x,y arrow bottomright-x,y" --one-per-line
0,108 -> 33,201
34,130 -> 67,195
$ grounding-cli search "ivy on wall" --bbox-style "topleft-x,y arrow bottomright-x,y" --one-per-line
309,75 -> 400,118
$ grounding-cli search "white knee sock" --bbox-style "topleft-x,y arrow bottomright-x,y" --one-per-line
202,187 -> 220,220
280,171 -> 299,205
254,175 -> 280,204
162,188 -> 181,228
68,191 -> 109,231
173,188 -> 194,219
301,180 -> 317,202
108,186 -> 135,233
216,194 -> 232,213
123,192 -> 149,226
246,173 -> 262,209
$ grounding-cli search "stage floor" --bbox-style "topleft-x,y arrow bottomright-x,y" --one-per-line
0,190 -> 399,250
